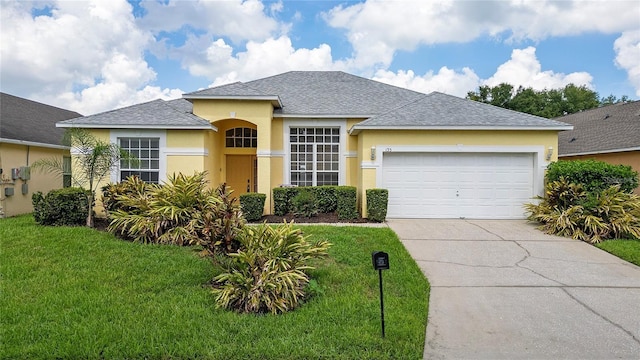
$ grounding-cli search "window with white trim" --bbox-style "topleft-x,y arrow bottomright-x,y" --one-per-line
226,127 -> 257,148
289,127 -> 339,186
62,156 -> 72,188
119,137 -> 160,183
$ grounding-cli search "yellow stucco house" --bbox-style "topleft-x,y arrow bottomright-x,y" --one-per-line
58,71 -> 572,219
1,92 -> 82,217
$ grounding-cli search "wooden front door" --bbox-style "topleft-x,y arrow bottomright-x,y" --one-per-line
226,155 -> 256,197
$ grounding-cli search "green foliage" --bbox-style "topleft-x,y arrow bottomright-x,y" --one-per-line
211,222 -> 331,314
366,188 -> 389,222
546,160 -> 638,194
31,187 -> 89,226
239,193 -> 266,221
31,128 -> 136,227
525,178 -> 640,243
292,190 -> 319,218
466,83 -> 602,118
273,187 -> 298,215
314,186 -> 338,213
101,176 -> 151,216
107,173 -> 245,253
336,186 -> 358,220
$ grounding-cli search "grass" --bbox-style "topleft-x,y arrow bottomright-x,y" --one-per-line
596,238 -> 640,266
0,215 -> 429,359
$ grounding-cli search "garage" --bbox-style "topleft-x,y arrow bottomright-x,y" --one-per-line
382,152 -> 534,219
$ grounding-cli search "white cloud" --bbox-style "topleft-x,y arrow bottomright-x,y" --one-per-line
178,36 -> 338,86
483,47 -> 593,90
324,0 -> 640,68
0,0 -> 179,115
138,0 -> 281,43
614,30 -> 640,96
372,68 -> 480,97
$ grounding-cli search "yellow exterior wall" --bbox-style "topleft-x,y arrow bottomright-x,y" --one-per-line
193,100 -> 275,213
560,151 -> 640,195
0,143 -> 68,217
357,130 -> 560,217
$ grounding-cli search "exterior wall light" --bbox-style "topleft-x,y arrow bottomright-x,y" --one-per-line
546,146 -> 554,161
371,146 -> 376,160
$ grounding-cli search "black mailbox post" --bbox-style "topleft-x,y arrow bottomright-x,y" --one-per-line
372,251 -> 390,337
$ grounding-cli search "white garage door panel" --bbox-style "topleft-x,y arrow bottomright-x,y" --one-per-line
382,152 -> 534,219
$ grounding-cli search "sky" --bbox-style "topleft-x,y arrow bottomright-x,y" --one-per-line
1,0 -> 639,116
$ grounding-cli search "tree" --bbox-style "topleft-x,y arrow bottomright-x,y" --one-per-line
467,83 -> 611,118
32,128 -> 135,227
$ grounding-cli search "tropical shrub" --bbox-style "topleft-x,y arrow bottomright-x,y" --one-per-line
239,193 -> 266,221
32,187 -> 89,226
525,178 -> 640,243
101,176 -> 151,216
107,173 -> 245,253
292,190 -> 318,218
546,160 -> 638,194
366,189 -> 389,222
336,186 -> 358,220
211,222 -> 331,314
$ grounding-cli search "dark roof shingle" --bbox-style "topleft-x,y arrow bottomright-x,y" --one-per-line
0,92 -> 82,146
557,101 -> 640,156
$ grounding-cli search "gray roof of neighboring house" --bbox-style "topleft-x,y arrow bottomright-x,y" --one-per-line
57,98 -> 214,130
185,71 -> 425,116
350,92 -> 573,133
0,92 -> 82,147
557,100 -> 640,156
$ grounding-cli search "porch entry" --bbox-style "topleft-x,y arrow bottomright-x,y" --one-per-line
226,155 -> 257,196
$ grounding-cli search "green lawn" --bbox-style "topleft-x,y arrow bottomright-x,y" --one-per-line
596,238 -> 640,267
0,215 -> 429,359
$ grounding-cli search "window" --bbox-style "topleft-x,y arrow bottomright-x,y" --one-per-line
226,127 -> 257,148
119,137 -> 160,183
62,156 -> 72,188
290,127 -> 339,186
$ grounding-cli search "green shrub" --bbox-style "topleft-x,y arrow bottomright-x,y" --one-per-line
101,176 -> 151,216
107,173 -> 245,254
239,193 -> 266,221
336,186 -> 358,220
525,178 -> 640,243
273,187 -> 299,216
211,222 -> 331,314
366,189 -> 389,222
546,160 -> 639,194
314,186 -> 338,213
292,190 -> 319,218
32,187 -> 89,226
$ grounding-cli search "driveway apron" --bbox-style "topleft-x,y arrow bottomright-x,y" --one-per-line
387,219 -> 640,360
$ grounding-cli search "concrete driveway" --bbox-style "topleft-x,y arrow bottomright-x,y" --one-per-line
387,219 -> 640,360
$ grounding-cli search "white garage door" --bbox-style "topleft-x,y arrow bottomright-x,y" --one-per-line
382,152 -> 534,219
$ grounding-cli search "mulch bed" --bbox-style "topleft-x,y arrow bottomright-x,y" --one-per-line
253,212 -> 374,224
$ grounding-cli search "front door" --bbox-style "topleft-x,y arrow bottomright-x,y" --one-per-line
226,155 -> 256,197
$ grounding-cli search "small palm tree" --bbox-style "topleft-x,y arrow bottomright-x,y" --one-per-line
32,128 -> 136,227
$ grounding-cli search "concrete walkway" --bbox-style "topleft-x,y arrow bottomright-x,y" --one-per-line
387,219 -> 640,360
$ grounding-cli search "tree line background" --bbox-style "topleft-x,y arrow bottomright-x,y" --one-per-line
466,83 -> 631,118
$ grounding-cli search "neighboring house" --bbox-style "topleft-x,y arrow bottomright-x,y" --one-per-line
58,71 -> 571,219
0,92 -> 82,217
556,100 -> 640,194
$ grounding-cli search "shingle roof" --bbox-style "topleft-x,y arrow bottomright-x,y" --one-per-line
557,100 -> 640,156
185,71 -> 425,116
57,99 -> 214,130
0,92 -> 82,147
351,92 -> 572,133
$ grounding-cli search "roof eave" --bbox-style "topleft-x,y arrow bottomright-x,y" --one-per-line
183,94 -> 283,108
349,125 -> 574,135
56,123 -> 218,131
0,137 -> 70,150
559,147 -> 640,157
277,113 -> 375,119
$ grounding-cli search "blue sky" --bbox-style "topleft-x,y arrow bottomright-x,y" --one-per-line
1,0 -> 638,115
